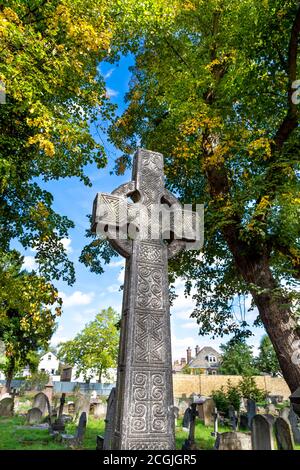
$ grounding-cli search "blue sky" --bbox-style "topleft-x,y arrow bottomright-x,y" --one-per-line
20,54 -> 265,362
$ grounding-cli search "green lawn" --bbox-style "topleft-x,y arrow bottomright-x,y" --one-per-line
0,415 -> 299,450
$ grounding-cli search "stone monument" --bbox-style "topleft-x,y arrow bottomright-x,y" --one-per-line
92,148 -> 201,450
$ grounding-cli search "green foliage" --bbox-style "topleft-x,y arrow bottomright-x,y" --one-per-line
24,370 -> 50,391
102,0 -> 300,389
238,375 -> 267,402
256,335 -> 281,376
212,380 -> 241,413
57,307 -> 119,383
0,250 -> 61,386
219,339 -> 259,376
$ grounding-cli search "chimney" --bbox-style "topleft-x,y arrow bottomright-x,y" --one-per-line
181,358 -> 186,366
187,347 -> 192,364
195,345 -> 200,356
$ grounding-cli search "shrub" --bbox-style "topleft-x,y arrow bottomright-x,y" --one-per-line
238,376 -> 267,402
24,371 -> 50,391
212,380 -> 242,413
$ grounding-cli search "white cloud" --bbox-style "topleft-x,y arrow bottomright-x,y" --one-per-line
61,237 -> 73,253
109,259 -> 125,268
181,322 -> 198,329
103,68 -> 115,79
59,290 -> 95,308
107,284 -> 121,293
22,256 -> 37,271
107,87 -> 118,98
117,269 -> 125,284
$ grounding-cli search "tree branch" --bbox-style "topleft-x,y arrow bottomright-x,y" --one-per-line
274,5 -> 300,149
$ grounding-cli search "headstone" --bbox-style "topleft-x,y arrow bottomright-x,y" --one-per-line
274,417 -> 294,450
0,397 -> 13,417
228,405 -> 238,431
182,403 -> 198,450
280,407 -> 300,444
239,413 -> 248,429
288,408 -> 300,444
182,407 -> 191,431
251,414 -> 274,450
33,392 -> 50,417
74,393 -> 90,424
216,432 -> 252,450
67,401 -> 75,414
51,393 -> 66,431
103,388 -> 116,450
26,407 -> 43,425
96,435 -> 104,450
247,399 -> 257,429
91,148 -> 200,449
61,412 -> 87,448
211,407 -> 219,437
197,397 -> 215,426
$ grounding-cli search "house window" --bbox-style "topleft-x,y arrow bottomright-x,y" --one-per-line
48,354 -> 51,360
208,355 -> 216,363
51,369 -> 55,374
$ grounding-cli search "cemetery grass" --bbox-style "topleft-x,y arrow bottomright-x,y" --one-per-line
1,416 -> 300,450
0,415 -> 105,450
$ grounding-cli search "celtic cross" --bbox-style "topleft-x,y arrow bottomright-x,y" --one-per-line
92,148 -> 200,450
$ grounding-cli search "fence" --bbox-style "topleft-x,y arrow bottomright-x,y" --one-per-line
0,379 -> 115,396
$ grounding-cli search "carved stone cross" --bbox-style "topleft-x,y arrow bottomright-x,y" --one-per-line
92,149 -> 200,450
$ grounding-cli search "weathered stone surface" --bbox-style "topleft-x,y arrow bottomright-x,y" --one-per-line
74,393 -> 90,424
274,417 -> 294,450
103,388 -> 116,450
197,397 -> 215,426
61,412 -> 87,448
251,414 -> 275,450
33,392 -> 50,417
0,397 -> 13,417
247,399 -> 257,429
216,432 -> 252,450
26,407 -> 43,425
92,149 -> 200,450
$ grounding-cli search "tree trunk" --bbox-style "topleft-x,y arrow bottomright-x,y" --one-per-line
98,368 -> 102,384
5,364 -> 14,393
229,245 -> 300,393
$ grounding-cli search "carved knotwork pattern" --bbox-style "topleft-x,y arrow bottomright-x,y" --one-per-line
130,371 -> 167,435
128,441 -> 170,450
136,265 -> 163,309
139,243 -> 163,264
134,310 -> 165,364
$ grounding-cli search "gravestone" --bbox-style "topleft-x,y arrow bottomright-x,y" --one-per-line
182,407 -> 191,431
215,432 -> 252,450
33,392 -> 50,417
211,407 -> 219,437
251,414 -> 274,450
103,388 -> 116,450
247,399 -> 257,429
274,417 -> 294,450
26,407 -> 43,425
280,407 -> 300,444
228,405 -> 238,431
74,393 -> 90,424
197,397 -> 215,426
43,378 -> 54,404
0,397 -> 13,417
182,403 -> 198,450
61,412 -> 87,448
92,148 -> 200,450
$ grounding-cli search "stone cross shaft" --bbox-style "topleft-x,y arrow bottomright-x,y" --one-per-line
92,149 -> 199,450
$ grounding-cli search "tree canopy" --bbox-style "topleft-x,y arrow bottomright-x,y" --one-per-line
219,339 -> 258,376
256,334 -> 281,376
0,250 -> 61,388
82,0 -> 300,392
57,307 -> 119,383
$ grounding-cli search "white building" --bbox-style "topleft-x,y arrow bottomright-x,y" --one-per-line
38,352 -> 60,376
